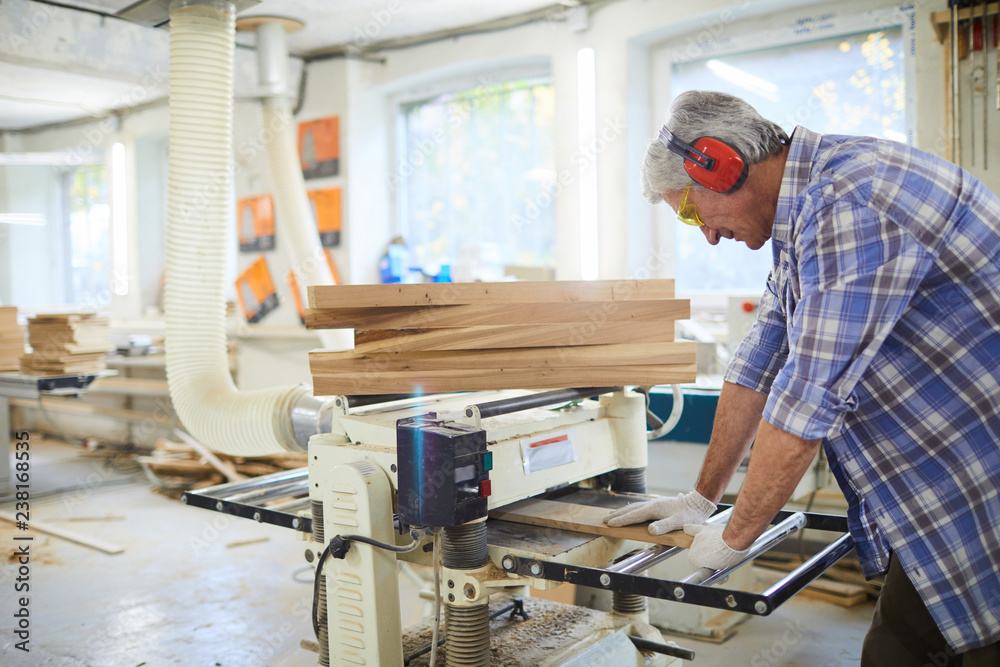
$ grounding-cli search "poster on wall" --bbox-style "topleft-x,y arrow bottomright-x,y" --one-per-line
236,194 -> 276,252
235,256 -> 279,324
298,116 -> 340,179
307,187 -> 342,247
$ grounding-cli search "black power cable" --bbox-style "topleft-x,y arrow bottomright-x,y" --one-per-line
311,529 -> 425,640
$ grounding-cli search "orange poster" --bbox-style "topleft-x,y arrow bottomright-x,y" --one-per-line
307,187 -> 342,247
287,270 -> 306,325
298,116 -> 340,179
236,194 -> 275,252
235,256 -> 279,324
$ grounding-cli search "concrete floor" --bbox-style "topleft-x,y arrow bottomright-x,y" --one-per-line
1,439 -> 875,666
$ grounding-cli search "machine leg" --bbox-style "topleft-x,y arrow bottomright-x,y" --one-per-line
311,498 -> 331,667
442,520 -> 490,666
317,460 -> 403,666
611,466 -> 649,617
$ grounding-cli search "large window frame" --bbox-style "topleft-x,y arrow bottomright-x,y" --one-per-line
649,2 -> 917,304
390,63 -> 556,282
62,162 -> 112,308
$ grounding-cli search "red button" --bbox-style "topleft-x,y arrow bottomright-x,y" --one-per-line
479,479 -> 492,498
741,301 -> 756,313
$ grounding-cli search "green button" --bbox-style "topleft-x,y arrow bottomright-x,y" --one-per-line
482,451 -> 493,472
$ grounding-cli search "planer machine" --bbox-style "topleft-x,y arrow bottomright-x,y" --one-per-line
183,386 -> 854,666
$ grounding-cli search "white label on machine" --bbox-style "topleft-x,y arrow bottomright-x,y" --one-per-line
520,431 -> 577,474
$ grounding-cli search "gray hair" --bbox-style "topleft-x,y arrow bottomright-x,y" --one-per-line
640,91 -> 789,203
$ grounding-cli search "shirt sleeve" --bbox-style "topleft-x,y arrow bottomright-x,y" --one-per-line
723,269 -> 789,394
763,192 -> 935,440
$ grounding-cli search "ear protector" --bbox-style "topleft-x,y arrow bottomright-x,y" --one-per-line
657,127 -> 749,194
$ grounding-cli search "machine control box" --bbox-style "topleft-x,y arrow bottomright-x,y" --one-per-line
396,415 -> 491,527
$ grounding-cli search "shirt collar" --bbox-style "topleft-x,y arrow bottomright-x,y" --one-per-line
773,126 -> 824,248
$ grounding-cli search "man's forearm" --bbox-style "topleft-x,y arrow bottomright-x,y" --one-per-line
722,419 -> 821,550
695,382 -> 769,504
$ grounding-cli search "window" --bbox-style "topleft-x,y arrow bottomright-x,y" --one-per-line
667,16 -> 908,293
64,163 -> 111,305
396,76 -> 556,281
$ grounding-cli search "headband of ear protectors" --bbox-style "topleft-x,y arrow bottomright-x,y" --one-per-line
657,126 -> 749,194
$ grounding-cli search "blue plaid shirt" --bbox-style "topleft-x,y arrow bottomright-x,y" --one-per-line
726,127 -> 1000,652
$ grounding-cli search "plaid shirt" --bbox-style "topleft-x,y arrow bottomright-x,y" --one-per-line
726,127 -> 1000,652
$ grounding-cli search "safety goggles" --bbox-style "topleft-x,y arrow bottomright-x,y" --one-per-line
677,185 -> 705,227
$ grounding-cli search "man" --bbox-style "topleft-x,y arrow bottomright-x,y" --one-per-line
605,90 -> 1000,665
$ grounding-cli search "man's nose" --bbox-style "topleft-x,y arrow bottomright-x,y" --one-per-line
701,225 -> 720,246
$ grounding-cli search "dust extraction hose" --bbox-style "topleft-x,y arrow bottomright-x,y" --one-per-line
164,0 -> 311,456
254,18 -> 350,350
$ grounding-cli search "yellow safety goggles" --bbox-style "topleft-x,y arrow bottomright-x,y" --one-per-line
677,186 -> 705,227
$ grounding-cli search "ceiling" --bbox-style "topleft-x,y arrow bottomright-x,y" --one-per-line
0,0 -> 581,132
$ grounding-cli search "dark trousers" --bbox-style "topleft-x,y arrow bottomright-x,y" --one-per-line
861,554 -> 1000,666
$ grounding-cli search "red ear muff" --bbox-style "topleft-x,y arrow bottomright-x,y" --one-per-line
683,137 -> 748,194
657,127 -> 749,194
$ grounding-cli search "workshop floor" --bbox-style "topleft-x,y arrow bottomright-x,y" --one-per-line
1,439 -> 875,666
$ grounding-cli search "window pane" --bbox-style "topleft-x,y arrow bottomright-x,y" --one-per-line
399,78 -> 556,280
66,164 -> 111,305
671,27 -> 905,292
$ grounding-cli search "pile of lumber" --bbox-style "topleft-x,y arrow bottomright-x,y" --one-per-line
21,313 -> 112,375
306,279 -> 696,395
0,307 -> 24,371
139,434 -> 308,499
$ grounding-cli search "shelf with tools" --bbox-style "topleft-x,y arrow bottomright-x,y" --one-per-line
931,2 -> 999,168
931,2 -> 999,45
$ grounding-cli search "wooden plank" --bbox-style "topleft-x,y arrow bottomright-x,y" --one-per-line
137,457 -> 215,476
308,279 -> 675,309
305,299 -> 689,330
0,510 -> 124,555
11,397 -> 174,425
354,321 -> 675,353
88,377 -> 170,397
174,429 -> 245,483
313,363 -> 697,395
490,499 -> 694,549
310,342 -> 696,373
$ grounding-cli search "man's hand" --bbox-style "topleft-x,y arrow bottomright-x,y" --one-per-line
603,490 -> 716,535
684,523 -> 751,572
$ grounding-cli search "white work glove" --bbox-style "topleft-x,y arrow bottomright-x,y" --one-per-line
683,523 -> 751,575
603,490 -> 716,536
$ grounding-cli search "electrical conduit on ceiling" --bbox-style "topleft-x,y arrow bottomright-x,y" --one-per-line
164,0 -> 329,456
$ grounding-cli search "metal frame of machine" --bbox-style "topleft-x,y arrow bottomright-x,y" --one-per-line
183,387 -> 855,666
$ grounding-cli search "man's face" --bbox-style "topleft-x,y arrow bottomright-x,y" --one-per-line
661,185 -> 774,250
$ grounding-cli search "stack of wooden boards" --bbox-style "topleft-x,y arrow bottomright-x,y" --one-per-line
138,436 -> 309,499
0,307 -> 24,372
305,279 -> 696,395
21,313 -> 112,375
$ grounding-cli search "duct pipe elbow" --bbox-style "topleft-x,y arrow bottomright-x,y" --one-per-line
255,20 -> 291,98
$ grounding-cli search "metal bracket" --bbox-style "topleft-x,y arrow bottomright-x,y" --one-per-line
499,509 -> 855,616
181,468 -> 312,533
457,404 -> 482,428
